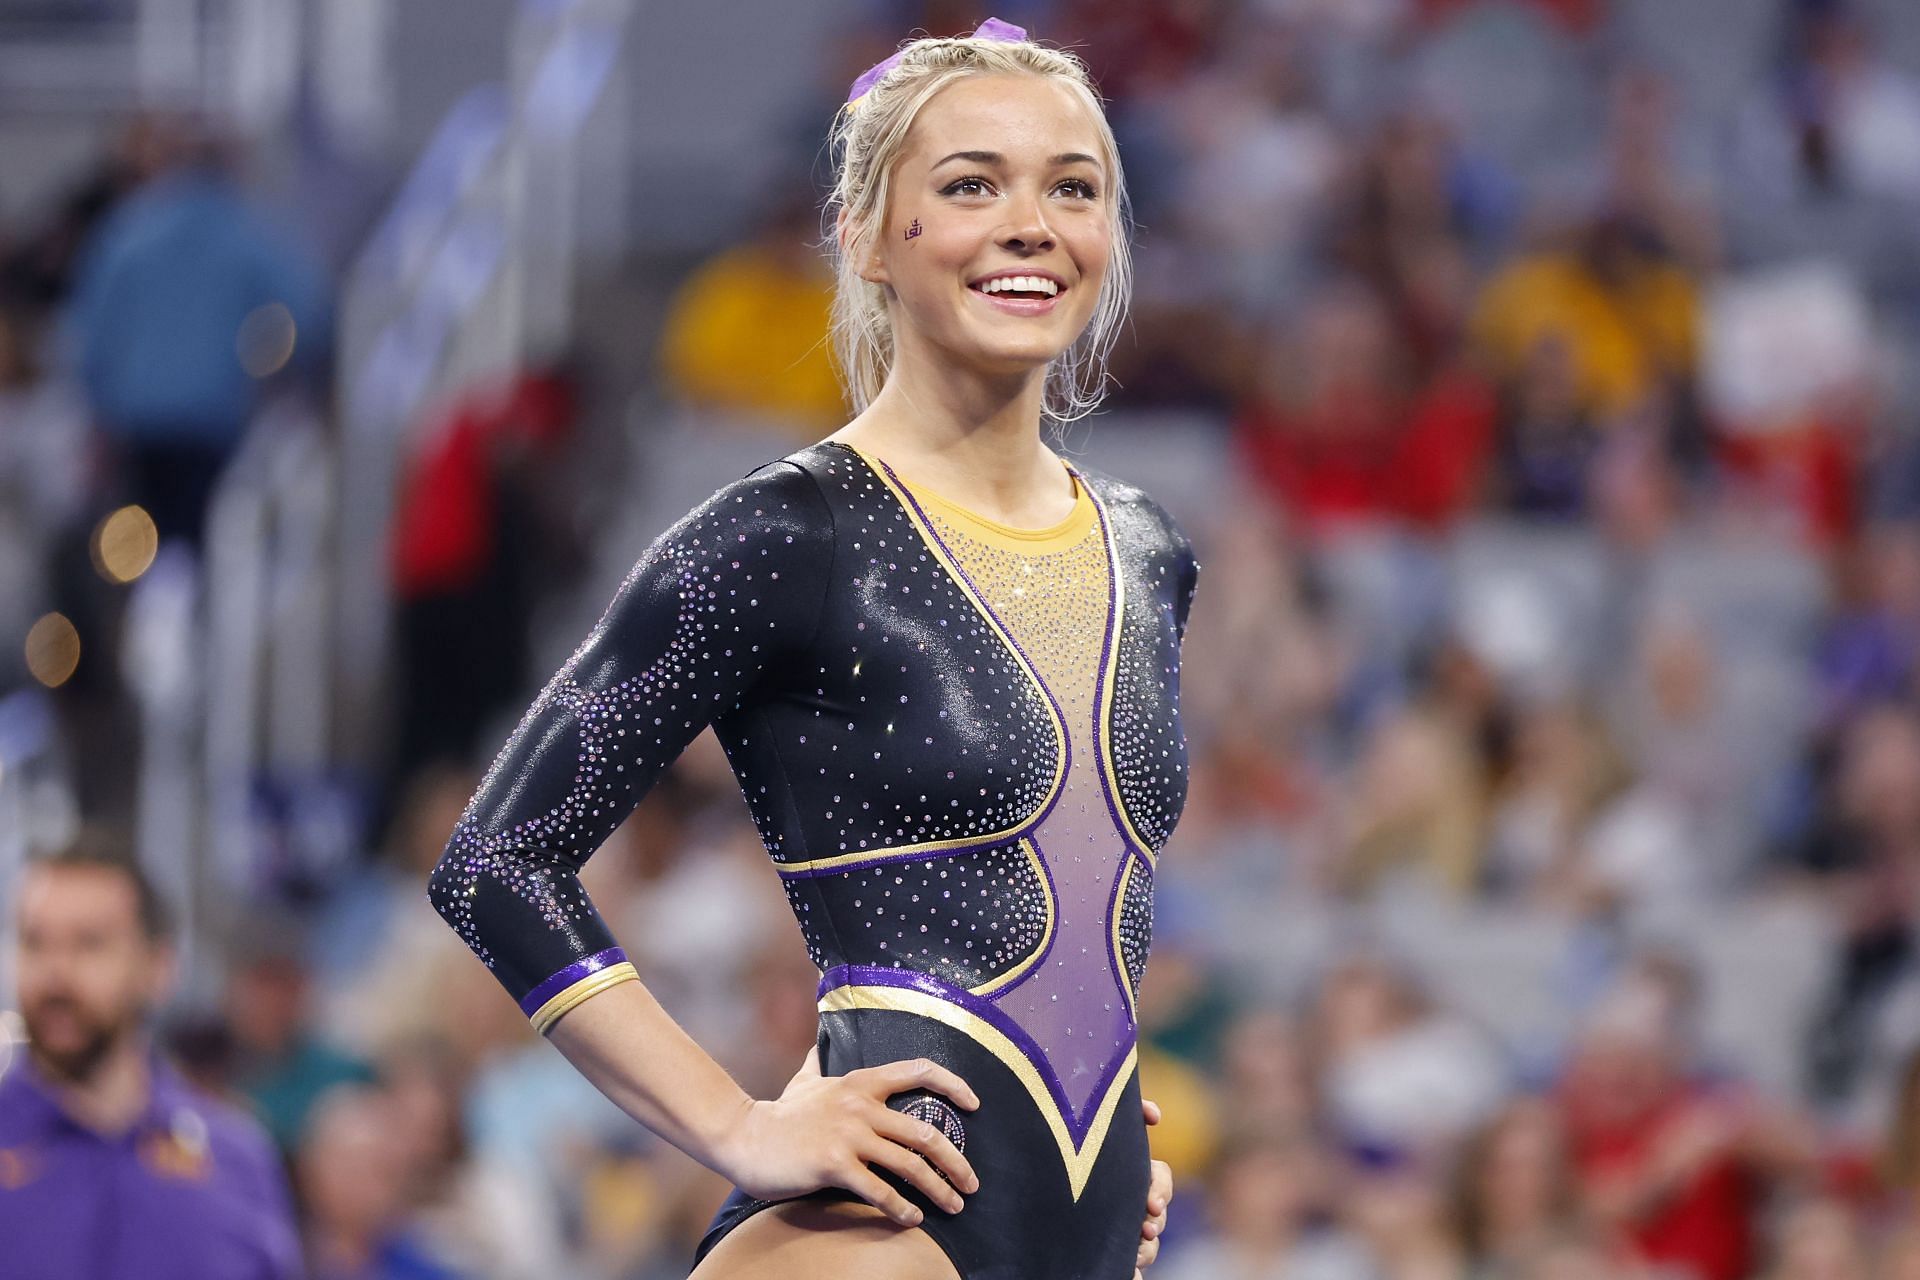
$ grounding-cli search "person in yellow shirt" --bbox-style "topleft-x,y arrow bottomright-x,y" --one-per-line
658,192 -> 846,434
1472,214 -> 1698,422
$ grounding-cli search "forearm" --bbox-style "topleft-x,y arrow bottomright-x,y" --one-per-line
543,975 -> 756,1174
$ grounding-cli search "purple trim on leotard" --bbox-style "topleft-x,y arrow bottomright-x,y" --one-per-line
873,455 -> 1074,828
1078,469 -> 1154,868
519,946 -> 628,1018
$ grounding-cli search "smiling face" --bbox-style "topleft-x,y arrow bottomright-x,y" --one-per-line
856,72 -> 1113,382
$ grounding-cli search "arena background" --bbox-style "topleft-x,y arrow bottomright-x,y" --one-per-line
5,1 -> 1920,1276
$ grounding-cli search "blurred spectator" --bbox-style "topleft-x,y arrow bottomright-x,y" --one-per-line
379,1040 -> 563,1279
1486,334 -> 1600,520
1508,1229 -> 1649,1280
1164,10 -> 1339,314
1451,1098 -> 1581,1277
1338,702 -> 1487,897
1815,526 -> 1920,732
314,765 -> 480,1057
1310,952 -> 1510,1154
1882,1227 -> 1920,1280
1739,5 -> 1920,207
1340,1144 -> 1465,1280
1802,705 -> 1920,1104
1,113 -> 183,312
657,189 -> 843,433
1236,280 -> 1494,537
1214,1008 -> 1320,1144
66,120 -> 329,550
1484,700 -> 1627,903
1157,1131 -> 1381,1280
0,838 -> 301,1279
1413,0 -> 1601,36
1558,963 -> 1816,1280
1472,214 -> 1699,426
227,921 -> 375,1155
1759,1195 -> 1873,1280
297,1084 -> 464,1280
389,367 -> 584,782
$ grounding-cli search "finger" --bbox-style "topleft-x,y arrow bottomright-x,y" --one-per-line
1142,1097 -> 1162,1126
873,1105 -> 978,1193
1138,1236 -> 1161,1268
1149,1157 -> 1173,1208
860,1058 -> 980,1111
802,1043 -> 822,1077
842,1165 -> 924,1228
863,1137 -> 967,1216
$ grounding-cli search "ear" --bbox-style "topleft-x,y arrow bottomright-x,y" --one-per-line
840,208 -> 891,287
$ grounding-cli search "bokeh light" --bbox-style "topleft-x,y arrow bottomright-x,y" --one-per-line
91,504 -> 159,584
24,612 -> 80,688
237,301 -> 297,378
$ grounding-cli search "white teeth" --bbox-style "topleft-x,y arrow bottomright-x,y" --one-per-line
977,275 -> 1059,296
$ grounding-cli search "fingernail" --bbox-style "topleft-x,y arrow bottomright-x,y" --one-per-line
906,1209 -> 923,1225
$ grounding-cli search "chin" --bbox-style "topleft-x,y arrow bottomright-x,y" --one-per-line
957,332 -> 1076,375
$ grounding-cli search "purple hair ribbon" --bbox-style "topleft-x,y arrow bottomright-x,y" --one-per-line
846,17 -> 1029,107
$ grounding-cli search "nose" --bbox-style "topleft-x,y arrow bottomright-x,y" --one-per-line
999,192 -> 1055,255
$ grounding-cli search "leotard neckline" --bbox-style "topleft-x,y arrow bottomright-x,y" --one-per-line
829,440 -> 1095,553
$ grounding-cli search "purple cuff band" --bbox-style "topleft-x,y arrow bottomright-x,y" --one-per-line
520,947 -> 630,1017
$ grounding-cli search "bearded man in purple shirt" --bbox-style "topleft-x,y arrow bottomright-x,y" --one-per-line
0,838 -> 302,1280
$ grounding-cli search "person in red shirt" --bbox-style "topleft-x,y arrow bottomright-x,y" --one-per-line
1557,960 -> 1817,1280
1234,279 -> 1492,538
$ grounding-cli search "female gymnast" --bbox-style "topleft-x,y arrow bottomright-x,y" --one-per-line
429,19 -> 1196,1279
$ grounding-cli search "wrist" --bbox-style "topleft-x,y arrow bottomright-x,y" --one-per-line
699,1093 -> 763,1181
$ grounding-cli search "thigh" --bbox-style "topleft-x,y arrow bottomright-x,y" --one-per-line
689,1199 -> 962,1280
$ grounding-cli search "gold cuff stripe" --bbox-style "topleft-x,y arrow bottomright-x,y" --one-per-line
529,962 -> 639,1034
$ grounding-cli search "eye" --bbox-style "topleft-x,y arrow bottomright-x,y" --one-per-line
941,176 -> 993,197
1056,178 -> 1099,200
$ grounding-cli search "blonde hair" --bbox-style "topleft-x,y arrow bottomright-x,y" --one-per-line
825,31 -> 1133,424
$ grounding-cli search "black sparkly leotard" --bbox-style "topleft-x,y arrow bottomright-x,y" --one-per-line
430,441 -> 1197,1280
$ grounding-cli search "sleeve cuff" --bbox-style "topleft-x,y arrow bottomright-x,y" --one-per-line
521,948 -> 639,1034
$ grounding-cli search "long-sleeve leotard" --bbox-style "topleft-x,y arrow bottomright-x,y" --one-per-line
430,441 -> 1196,1279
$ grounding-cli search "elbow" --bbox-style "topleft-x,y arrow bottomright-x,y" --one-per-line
425,836 -> 473,940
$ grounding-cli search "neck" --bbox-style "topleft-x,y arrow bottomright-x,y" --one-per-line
30,1035 -> 153,1136
834,344 -> 1067,518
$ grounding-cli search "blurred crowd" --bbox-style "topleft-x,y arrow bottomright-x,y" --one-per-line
13,0 -> 1920,1277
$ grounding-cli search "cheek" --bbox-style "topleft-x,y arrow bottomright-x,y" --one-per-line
1072,219 -> 1114,289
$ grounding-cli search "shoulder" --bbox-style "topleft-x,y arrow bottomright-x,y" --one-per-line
1074,464 -> 1194,559
161,1074 -> 285,1190
672,449 -> 837,546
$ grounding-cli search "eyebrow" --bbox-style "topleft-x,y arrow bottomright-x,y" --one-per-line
932,149 -> 1104,172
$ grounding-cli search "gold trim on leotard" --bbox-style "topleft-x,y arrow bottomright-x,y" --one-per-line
1110,855 -> 1137,1021
1083,478 -> 1159,869
777,446 -> 1071,871
528,962 -> 639,1033
818,982 -> 1137,1201
967,838 -> 1056,998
